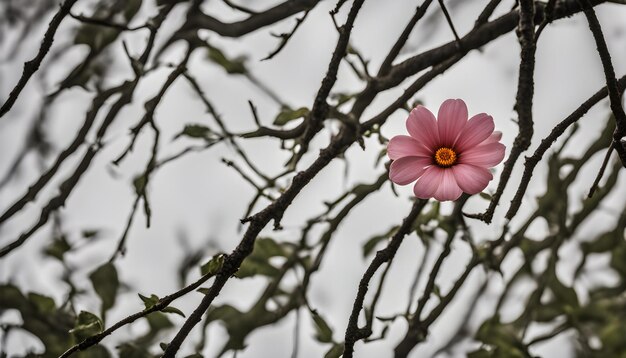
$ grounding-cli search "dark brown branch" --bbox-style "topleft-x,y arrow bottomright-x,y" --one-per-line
262,10 -> 310,61
0,0 -> 79,118
113,51 -> 191,165
587,141 -> 614,197
294,0 -> 366,164
0,5 -> 175,258
0,82 -> 137,259
191,0 -> 320,37
474,0 -> 502,26
534,0 -> 557,40
578,0 -> 626,135
342,199 -> 428,357
437,0 -> 462,45
506,75 -> 626,219
578,0 -> 626,194
376,0 -> 607,93
161,124 -> 359,356
467,0 -> 536,223
394,197 -> 469,357
362,54 -> 464,131
222,0 -> 258,15
109,196 -> 141,262
378,0 -> 434,76
0,85 -> 123,226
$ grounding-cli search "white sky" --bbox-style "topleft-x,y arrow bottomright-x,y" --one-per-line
1,0 -> 626,357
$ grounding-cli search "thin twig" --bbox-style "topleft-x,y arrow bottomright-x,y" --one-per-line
437,0 -> 462,46
262,10 -> 310,61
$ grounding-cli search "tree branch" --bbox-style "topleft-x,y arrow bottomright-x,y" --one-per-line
0,0 -> 79,118
342,199 -> 428,357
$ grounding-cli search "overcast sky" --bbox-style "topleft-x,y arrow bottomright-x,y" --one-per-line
2,1 -> 626,357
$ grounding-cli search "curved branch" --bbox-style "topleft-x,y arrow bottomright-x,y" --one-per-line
192,0 -> 320,37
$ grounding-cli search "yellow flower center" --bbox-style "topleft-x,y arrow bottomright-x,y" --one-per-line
434,147 -> 457,167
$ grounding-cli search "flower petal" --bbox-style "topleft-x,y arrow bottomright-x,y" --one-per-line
406,105 -> 439,150
481,131 -> 502,145
437,99 -> 468,147
389,157 -> 431,185
458,142 -> 506,168
452,164 -> 493,194
387,135 -> 432,160
413,166 -> 443,199
434,169 -> 463,201
454,113 -> 494,152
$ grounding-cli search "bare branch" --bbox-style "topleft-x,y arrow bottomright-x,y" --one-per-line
0,0 -> 79,118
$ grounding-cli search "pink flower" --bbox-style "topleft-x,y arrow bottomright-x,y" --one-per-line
387,99 -> 505,201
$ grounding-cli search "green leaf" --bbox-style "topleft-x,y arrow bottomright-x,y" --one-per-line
74,0 -> 142,52
475,317 -> 524,357
255,237 -> 290,257
0,284 -> 25,307
162,306 -> 186,317
89,262 -> 119,313
235,238 -> 290,278
138,293 -> 160,309
133,174 -> 147,195
123,0 -> 143,20
82,229 -> 100,239
70,311 -> 104,342
535,302 -> 563,322
611,243 -> 626,276
324,343 -> 344,358
311,310 -> 333,343
544,267 -> 579,310
206,44 -> 247,74
175,124 -> 214,140
273,107 -> 309,126
0,285 -> 75,355
146,312 -> 174,331
43,236 -> 71,261
330,92 -> 356,107
27,293 -> 56,314
364,325 -> 390,343
468,348 -> 493,358
362,226 -> 397,257
116,343 -> 152,358
200,254 -> 225,276
197,287 -> 211,295
236,259 -> 280,278
76,344 -> 112,358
